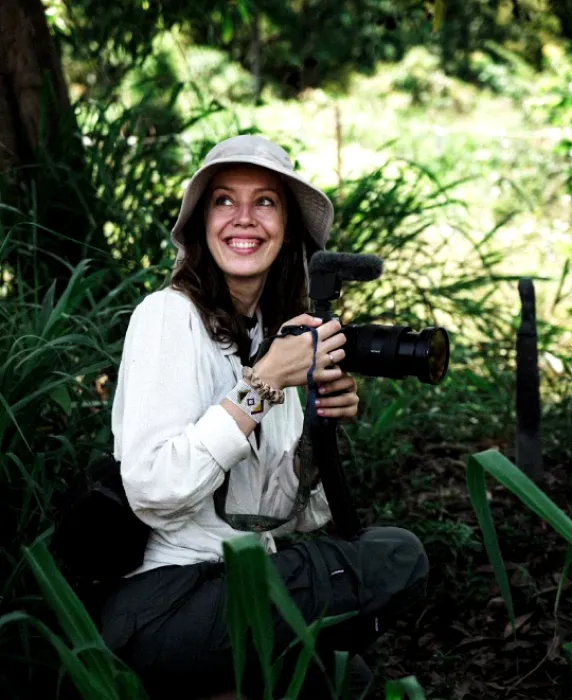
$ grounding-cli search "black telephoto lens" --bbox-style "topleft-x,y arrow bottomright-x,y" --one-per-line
341,324 -> 450,384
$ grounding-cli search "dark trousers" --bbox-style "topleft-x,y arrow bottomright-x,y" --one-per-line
100,527 -> 429,699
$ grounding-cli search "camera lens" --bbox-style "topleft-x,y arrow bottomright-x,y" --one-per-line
397,327 -> 449,385
341,324 -> 450,384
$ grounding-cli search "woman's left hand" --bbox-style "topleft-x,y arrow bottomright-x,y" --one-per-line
314,371 -> 359,421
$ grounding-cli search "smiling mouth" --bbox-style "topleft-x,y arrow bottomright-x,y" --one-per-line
226,238 -> 263,251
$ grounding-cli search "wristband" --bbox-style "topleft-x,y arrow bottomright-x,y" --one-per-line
227,380 -> 274,424
242,366 -> 285,405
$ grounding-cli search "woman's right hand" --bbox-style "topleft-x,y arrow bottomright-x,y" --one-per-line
253,313 -> 346,390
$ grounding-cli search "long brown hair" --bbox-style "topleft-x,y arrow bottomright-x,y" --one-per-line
171,185 -> 318,359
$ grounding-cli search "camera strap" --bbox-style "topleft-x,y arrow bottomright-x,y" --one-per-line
213,324 -> 319,533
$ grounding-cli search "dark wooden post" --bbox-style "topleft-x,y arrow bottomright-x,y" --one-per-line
515,278 -> 543,479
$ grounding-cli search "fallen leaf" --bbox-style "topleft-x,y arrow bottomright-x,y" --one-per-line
503,612 -> 534,639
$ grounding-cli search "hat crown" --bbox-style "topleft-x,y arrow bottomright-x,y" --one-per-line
204,135 -> 294,172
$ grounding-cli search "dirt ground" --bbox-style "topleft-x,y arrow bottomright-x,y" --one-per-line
356,440 -> 572,699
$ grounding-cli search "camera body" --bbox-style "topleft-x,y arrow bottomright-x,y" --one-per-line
309,252 -> 449,385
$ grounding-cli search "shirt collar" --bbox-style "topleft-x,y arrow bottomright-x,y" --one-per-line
219,307 -> 263,357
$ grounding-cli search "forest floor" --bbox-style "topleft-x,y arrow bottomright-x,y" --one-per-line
354,439 -> 572,700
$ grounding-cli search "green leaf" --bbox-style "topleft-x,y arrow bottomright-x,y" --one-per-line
50,385 -> 73,416
0,611 -> 112,700
467,450 -> 572,631
373,398 -> 404,433
23,541 -> 123,695
282,624 -> 319,700
554,544 -> 572,616
235,0 -> 250,24
38,280 -> 57,333
468,450 -> 572,541
42,259 -> 91,338
0,389 -> 32,452
224,535 -> 275,699
333,650 -> 350,699
385,675 -> 427,699
466,451 -> 516,627
221,16 -> 233,44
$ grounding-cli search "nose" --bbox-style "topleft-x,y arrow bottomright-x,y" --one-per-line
232,201 -> 256,227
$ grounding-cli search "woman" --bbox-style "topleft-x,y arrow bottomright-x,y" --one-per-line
101,135 -> 429,699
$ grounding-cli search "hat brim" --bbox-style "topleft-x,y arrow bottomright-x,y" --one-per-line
170,155 -> 333,264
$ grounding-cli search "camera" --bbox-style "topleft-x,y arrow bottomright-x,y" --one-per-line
309,252 -> 450,385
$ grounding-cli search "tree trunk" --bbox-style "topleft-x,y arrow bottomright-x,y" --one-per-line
0,0 -> 110,281
0,0 -> 72,171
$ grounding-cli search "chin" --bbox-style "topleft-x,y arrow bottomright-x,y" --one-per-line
224,265 -> 268,280
219,255 -> 277,280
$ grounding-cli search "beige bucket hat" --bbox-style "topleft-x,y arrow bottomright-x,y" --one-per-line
170,135 -> 334,267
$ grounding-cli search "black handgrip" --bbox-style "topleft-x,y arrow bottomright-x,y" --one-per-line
310,418 -> 362,539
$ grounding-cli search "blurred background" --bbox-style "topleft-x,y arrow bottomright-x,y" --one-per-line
1,1 -> 571,698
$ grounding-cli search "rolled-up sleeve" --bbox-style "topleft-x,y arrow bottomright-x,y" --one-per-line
112,292 -> 250,531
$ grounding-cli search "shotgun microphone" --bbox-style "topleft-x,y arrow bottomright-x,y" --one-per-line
309,251 -> 383,281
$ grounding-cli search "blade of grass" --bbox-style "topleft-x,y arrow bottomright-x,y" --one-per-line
0,611 -> 115,700
467,450 -> 572,630
23,540 -> 119,692
0,390 -> 32,452
385,676 -> 427,699
224,535 -> 275,700
333,650 -> 350,699
554,544 -> 572,617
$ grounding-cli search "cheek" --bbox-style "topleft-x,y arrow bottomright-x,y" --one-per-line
263,211 -> 286,243
205,212 -> 227,244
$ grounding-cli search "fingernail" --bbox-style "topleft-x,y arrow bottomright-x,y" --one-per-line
313,317 -> 322,323
317,409 -> 325,416
319,386 -> 326,394
315,399 -> 321,406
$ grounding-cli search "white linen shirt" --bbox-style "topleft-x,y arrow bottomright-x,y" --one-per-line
112,287 -> 331,575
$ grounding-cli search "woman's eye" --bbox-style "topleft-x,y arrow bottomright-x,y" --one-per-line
257,196 -> 275,207
214,195 -> 233,206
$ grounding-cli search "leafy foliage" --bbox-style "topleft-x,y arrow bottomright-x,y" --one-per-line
49,0 -> 572,99
2,0 -> 572,696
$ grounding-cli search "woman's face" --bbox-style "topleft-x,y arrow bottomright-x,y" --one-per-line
204,165 -> 287,285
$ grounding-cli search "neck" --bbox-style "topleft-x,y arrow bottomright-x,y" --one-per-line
227,274 -> 266,317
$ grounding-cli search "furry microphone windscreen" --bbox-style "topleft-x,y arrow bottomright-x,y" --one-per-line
309,251 -> 383,281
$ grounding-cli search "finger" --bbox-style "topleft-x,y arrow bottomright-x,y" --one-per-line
311,366 -> 343,384
315,392 -> 359,409
318,375 -> 356,394
321,348 -> 345,367
316,405 -> 358,420
282,313 -> 323,330
320,332 -> 347,354
316,318 -> 342,340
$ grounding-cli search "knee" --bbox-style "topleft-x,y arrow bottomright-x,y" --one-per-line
360,526 -> 429,588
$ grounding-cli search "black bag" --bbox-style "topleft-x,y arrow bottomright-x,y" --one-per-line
52,453 -> 150,581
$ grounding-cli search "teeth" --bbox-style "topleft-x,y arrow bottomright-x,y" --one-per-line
228,239 -> 260,249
